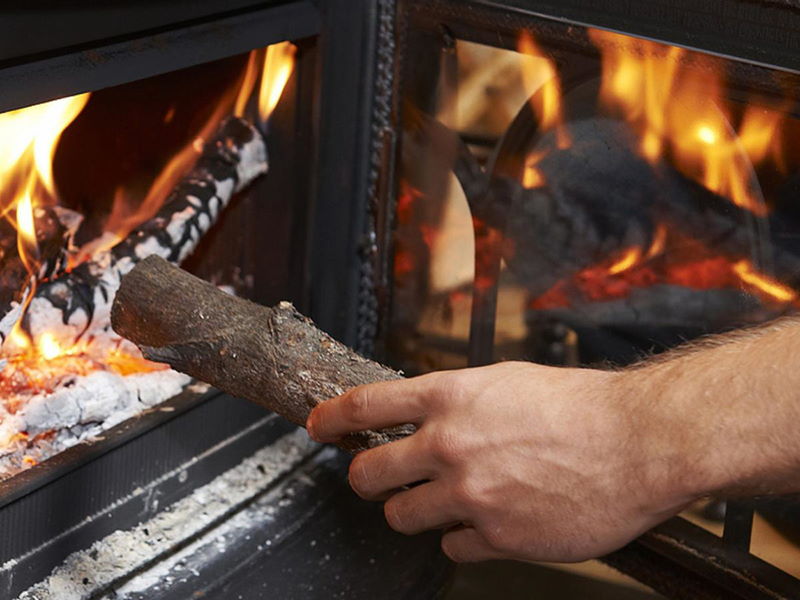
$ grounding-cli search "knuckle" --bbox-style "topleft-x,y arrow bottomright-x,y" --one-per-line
383,496 -> 409,534
480,525 -> 509,553
480,523 -> 523,556
440,537 -> 467,563
427,426 -> 463,464
347,454 -> 373,498
437,372 -> 468,402
451,478 -> 484,510
344,388 -> 373,424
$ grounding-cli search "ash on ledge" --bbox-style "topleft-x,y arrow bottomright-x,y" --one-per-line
0,42 -> 296,480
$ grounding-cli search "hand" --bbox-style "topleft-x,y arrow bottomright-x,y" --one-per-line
306,361 -> 697,563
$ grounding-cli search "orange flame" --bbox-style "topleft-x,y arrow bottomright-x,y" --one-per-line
522,151 -> 547,189
77,48 -> 279,261
0,94 -> 89,270
608,247 -> 642,275
589,29 -> 784,216
258,41 -> 296,125
733,260 -> 796,302
234,50 -> 261,118
517,32 -> 570,149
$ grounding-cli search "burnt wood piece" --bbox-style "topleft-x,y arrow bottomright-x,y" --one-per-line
538,284 -> 773,331
0,116 -> 268,345
111,256 -> 415,453
490,118 -> 800,298
0,206 -> 80,312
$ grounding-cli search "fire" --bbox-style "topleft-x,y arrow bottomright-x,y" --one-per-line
589,28 -> 783,216
513,29 -> 797,312
522,151 -> 547,189
258,41 -> 296,124
0,94 -> 89,272
15,193 -> 39,274
79,43 -> 296,262
733,260 -> 796,302
517,32 -> 570,149
608,247 -> 641,275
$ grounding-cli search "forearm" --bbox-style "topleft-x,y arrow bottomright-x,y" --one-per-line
624,316 -> 800,500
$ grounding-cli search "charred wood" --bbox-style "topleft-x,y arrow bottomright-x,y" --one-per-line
0,116 -> 268,345
494,118 -> 800,297
0,206 -> 80,312
111,256 -> 415,454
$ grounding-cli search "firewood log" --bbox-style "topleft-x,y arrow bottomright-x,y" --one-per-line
111,255 -> 415,453
0,116 -> 268,347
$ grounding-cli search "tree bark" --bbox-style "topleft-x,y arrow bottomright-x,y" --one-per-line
111,255 -> 414,453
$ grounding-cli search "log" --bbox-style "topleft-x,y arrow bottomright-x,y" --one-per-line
0,116 -> 268,347
111,255 -> 414,453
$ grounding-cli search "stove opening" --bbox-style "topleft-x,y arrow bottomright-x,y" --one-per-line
0,41 -> 311,480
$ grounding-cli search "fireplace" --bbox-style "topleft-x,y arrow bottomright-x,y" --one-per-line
0,3 -> 449,598
3,1 -> 800,598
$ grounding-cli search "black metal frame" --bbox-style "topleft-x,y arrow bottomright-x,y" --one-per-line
368,0 -> 800,597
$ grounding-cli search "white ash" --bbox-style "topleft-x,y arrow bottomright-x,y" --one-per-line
0,368 -> 191,480
110,448 -> 333,599
16,429 -> 317,600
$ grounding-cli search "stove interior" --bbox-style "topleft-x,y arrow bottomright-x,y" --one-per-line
0,41 -> 311,480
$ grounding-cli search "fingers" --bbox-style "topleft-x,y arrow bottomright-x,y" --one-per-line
308,375 -> 439,442
349,435 -> 437,500
441,527 -> 503,563
383,481 -> 463,535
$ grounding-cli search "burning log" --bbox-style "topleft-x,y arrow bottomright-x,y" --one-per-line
111,256 -> 415,453
0,116 -> 268,347
496,118 -> 800,301
0,206 -> 80,311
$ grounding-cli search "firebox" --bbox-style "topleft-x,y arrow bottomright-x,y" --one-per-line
2,0 -> 800,599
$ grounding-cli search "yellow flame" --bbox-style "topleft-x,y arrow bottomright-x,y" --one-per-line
589,28 -> 781,216
258,42 -> 296,124
522,151 -> 547,189
608,247 -> 642,275
8,321 -> 31,351
38,332 -> 62,361
15,193 -> 39,273
646,224 -> 668,258
0,93 -> 89,272
234,50 -> 260,118
517,32 -> 570,149
733,260 -> 796,302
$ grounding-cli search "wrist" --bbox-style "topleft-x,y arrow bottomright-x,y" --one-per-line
612,364 -> 711,514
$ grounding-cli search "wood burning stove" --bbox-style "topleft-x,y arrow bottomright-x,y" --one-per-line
3,0 -> 800,598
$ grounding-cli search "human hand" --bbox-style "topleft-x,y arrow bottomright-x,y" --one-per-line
306,361 -> 698,563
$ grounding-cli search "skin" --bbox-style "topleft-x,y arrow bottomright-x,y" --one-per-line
306,318 -> 800,563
